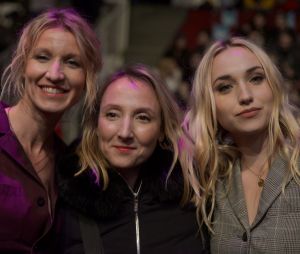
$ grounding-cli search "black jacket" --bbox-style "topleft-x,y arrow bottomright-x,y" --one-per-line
57,146 -> 209,254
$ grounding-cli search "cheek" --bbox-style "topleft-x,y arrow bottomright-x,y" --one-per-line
214,95 -> 223,113
215,101 -> 232,130
98,131 -> 110,159
215,98 -> 226,119
216,113 -> 226,130
24,62 -> 42,82
264,89 -> 274,105
97,119 -> 112,141
137,126 -> 161,149
70,70 -> 86,90
258,85 -> 274,112
264,96 -> 274,120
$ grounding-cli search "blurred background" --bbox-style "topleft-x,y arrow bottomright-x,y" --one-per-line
1,0 -> 299,143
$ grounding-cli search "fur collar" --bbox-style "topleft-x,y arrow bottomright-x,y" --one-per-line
58,146 -> 184,221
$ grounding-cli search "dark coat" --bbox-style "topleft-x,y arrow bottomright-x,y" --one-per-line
57,146 -> 209,254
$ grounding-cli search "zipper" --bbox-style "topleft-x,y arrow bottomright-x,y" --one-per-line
133,191 -> 141,254
116,172 -> 142,254
128,182 -> 142,254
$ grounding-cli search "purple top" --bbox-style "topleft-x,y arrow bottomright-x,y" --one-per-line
0,102 -> 65,253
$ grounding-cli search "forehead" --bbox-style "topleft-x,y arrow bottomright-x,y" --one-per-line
33,27 -> 77,47
101,76 -> 160,109
212,46 -> 262,78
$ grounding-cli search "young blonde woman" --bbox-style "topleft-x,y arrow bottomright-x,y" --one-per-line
182,37 -> 300,253
0,8 -> 101,252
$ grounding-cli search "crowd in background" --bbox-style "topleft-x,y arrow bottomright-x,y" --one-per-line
159,1 -> 300,109
135,0 -> 299,10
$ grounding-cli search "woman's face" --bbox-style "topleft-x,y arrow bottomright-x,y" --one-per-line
98,77 -> 162,172
22,27 -> 86,115
211,46 -> 273,140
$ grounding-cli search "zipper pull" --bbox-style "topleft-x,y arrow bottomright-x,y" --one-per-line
134,194 -> 138,213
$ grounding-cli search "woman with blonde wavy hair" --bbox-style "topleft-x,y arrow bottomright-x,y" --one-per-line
58,64 -> 209,254
0,8 -> 101,253
182,37 -> 300,253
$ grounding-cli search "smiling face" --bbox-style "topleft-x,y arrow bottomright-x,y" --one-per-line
212,46 -> 273,140
98,76 -> 162,174
21,27 -> 86,115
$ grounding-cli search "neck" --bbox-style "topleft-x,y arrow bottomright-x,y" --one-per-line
7,101 -> 60,154
117,167 -> 140,190
234,131 -> 270,170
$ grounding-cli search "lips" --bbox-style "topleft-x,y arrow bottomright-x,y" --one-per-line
114,146 -> 136,152
236,107 -> 261,118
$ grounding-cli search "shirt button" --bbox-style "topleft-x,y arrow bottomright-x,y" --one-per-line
242,232 -> 248,242
37,197 -> 45,207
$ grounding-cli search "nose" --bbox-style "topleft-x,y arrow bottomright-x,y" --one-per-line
45,60 -> 65,82
118,117 -> 133,141
238,83 -> 253,105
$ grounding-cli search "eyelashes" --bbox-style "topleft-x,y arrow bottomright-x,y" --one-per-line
103,111 -> 152,123
214,73 -> 266,94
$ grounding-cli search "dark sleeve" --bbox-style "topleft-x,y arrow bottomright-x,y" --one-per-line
54,204 -> 85,254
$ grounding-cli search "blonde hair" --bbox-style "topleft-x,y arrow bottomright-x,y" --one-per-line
181,37 -> 300,231
77,64 -> 184,190
1,8 -> 102,111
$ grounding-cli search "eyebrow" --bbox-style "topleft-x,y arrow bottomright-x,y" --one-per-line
213,66 -> 264,85
101,104 -> 157,114
32,48 -> 81,58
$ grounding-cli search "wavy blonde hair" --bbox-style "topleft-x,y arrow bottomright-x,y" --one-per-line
77,64 -> 185,190
181,37 -> 300,231
1,8 -> 102,112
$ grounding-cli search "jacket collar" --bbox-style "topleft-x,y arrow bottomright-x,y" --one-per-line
254,155 -> 292,227
224,155 -> 293,230
0,101 -> 66,180
222,159 -> 249,230
58,147 -> 184,221
0,102 -> 35,176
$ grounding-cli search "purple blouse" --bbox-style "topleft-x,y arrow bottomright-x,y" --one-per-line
0,102 -> 65,253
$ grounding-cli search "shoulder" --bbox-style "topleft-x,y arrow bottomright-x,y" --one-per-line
0,101 -> 10,135
141,146 -> 184,203
57,146 -> 129,220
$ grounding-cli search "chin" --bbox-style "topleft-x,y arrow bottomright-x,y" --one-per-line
113,162 -> 140,172
114,164 -> 135,171
34,107 -> 66,117
38,102 -> 72,114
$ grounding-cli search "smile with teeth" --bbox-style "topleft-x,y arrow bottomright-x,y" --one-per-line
41,86 -> 67,94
